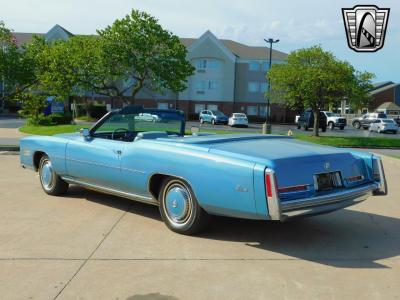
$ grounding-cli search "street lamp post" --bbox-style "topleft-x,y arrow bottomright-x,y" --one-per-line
263,38 -> 279,134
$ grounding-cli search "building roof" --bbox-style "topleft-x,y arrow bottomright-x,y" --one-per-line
180,37 -> 287,60
370,83 -> 400,95
13,27 -> 287,60
376,102 -> 400,111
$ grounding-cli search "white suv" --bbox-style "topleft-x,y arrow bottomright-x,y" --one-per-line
322,111 -> 347,130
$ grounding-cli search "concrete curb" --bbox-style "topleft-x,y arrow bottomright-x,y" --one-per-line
0,146 -> 19,152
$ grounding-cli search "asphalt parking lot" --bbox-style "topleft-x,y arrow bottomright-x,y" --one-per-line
0,154 -> 399,299
187,121 -> 400,138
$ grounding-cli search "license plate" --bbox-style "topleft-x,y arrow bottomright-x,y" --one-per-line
315,172 -> 342,191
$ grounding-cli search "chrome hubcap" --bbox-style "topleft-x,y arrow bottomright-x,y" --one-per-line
40,160 -> 54,191
164,183 -> 192,225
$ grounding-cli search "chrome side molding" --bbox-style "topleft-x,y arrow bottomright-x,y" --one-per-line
61,177 -> 158,205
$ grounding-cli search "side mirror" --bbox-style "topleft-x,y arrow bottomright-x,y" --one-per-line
80,128 -> 90,139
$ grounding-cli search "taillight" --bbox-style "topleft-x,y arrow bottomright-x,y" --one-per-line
372,158 -> 381,181
265,172 -> 278,198
265,173 -> 273,198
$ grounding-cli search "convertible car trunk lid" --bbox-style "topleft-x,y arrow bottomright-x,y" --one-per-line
202,135 -> 371,198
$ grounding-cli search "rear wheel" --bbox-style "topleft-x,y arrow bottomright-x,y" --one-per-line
159,177 -> 209,235
321,127 -> 327,132
212,119 -> 216,125
353,121 -> 361,129
328,122 -> 334,130
340,126 -> 345,130
200,118 -> 204,124
304,125 -> 308,131
39,155 -> 69,196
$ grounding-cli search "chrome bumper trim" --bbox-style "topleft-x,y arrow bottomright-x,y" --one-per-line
280,183 -> 378,220
266,179 -> 379,221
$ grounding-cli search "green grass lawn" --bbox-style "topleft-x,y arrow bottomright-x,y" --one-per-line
19,125 -> 400,149
296,135 -> 400,148
19,124 -> 90,135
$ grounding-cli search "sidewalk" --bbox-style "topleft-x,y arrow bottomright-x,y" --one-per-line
0,128 -> 27,146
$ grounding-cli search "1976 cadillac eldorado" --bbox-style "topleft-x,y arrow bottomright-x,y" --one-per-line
20,106 -> 387,234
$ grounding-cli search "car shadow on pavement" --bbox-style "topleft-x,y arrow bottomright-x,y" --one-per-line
67,185 -> 400,269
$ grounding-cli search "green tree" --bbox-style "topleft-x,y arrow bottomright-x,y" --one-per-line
0,21 -> 35,111
267,46 -> 374,136
98,9 -> 195,102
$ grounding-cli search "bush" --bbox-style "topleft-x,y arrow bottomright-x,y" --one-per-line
27,113 -> 72,126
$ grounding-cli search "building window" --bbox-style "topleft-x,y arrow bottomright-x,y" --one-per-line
261,62 -> 269,72
208,59 -> 220,69
248,82 -> 259,93
249,61 -> 260,71
247,106 -> 258,116
260,82 -> 268,93
209,81 -> 219,90
157,103 -> 168,109
195,104 -> 205,114
195,80 -> 207,91
196,60 -> 207,70
259,105 -> 267,117
207,104 -> 218,111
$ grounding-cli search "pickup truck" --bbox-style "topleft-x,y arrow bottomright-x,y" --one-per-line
352,113 -> 387,129
322,111 -> 347,130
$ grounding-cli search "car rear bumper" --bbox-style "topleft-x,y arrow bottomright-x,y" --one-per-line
265,167 -> 383,221
279,183 -> 379,220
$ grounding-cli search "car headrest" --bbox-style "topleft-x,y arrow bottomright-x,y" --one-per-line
134,131 -> 169,142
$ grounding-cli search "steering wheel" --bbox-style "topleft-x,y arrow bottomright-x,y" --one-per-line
111,128 -> 129,140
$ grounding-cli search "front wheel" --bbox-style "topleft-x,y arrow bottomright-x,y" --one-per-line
353,121 -> 361,129
159,177 -> 209,235
200,118 -> 204,124
39,155 -> 69,196
211,119 -> 216,125
321,127 -> 327,132
340,126 -> 345,130
328,122 -> 334,130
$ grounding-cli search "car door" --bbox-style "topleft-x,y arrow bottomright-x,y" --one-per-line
65,113 -> 128,190
65,137 -> 124,189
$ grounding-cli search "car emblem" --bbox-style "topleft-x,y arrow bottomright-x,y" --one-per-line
324,163 -> 331,170
342,5 -> 390,52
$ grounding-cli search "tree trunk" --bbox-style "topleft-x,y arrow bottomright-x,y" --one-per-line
313,110 -> 320,137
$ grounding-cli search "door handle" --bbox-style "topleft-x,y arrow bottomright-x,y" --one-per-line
114,150 -> 122,155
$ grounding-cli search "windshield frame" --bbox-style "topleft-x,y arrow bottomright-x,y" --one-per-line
89,107 -> 186,138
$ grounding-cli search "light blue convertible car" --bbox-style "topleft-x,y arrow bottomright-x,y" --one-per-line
20,106 -> 387,234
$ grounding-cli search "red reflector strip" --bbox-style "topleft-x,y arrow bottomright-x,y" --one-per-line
278,185 -> 308,194
265,174 -> 273,198
347,175 -> 364,183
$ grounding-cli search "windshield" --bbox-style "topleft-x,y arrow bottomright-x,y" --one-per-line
91,109 -> 184,141
233,113 -> 246,118
382,119 -> 394,123
325,112 -> 333,117
212,110 -> 224,116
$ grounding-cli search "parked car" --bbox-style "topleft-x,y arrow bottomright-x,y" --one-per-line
199,110 -> 228,125
297,109 -> 327,132
135,113 -> 159,122
322,111 -> 347,130
228,113 -> 248,127
352,112 -> 387,129
369,119 -> 398,134
20,106 -> 387,235
393,116 -> 400,127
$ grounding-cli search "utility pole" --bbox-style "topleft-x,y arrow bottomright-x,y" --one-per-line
1,44 -> 5,113
262,38 -> 279,134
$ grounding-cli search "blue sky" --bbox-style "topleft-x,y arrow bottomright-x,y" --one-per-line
2,0 -> 399,82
